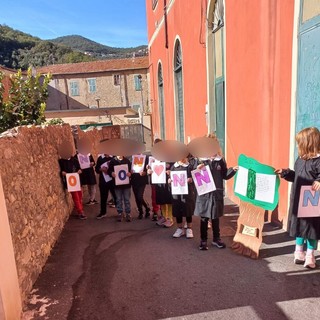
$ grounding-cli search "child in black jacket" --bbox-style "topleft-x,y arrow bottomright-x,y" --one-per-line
95,154 -> 117,219
108,156 -> 132,222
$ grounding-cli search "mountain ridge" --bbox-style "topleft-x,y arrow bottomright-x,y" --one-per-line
49,35 -> 148,59
0,24 -> 147,70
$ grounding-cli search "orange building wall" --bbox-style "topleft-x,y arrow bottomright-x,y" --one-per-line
146,0 -> 208,141
225,0 -> 295,224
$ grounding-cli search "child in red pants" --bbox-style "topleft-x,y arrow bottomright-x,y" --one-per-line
59,156 -> 87,220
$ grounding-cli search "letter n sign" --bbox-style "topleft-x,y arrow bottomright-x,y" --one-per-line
298,186 -> 320,218
191,165 -> 216,196
170,171 -> 188,195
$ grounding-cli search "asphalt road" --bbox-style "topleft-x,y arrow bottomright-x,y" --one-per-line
22,186 -> 320,320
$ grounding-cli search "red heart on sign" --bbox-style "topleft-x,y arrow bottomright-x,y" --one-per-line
154,165 -> 164,176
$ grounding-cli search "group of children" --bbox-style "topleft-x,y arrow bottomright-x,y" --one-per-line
59,127 -> 320,267
59,134 -> 238,250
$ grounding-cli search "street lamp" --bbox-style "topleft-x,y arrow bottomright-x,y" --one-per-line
95,97 -> 100,108
95,97 -> 101,122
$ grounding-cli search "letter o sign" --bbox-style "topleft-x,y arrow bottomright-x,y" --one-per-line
68,175 -> 77,186
66,173 -> 80,192
119,170 -> 126,180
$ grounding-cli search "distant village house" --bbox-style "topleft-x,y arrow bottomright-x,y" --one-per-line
37,56 -> 150,128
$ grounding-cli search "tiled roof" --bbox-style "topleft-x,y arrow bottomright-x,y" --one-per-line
37,56 -> 149,75
0,65 -> 17,74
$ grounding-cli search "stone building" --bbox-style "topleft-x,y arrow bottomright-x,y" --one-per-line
37,56 -> 150,127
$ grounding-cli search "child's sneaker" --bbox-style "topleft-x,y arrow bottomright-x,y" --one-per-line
108,200 -> 116,208
156,216 -> 166,226
92,199 -> 99,204
163,219 -> 173,228
199,241 -> 208,250
186,228 -> 194,239
96,212 -> 107,220
304,254 -> 316,269
78,214 -> 87,220
212,239 -> 226,249
173,228 -> 185,238
145,209 -> 151,218
85,200 -> 94,205
294,251 -> 305,264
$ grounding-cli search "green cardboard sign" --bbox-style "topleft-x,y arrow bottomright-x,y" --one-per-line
234,154 -> 280,211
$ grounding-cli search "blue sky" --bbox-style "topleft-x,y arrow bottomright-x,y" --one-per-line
0,0 -> 148,48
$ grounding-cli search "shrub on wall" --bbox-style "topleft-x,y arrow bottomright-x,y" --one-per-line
46,118 -> 65,125
0,67 -> 51,133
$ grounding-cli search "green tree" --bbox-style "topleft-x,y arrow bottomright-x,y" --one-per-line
0,67 -> 51,133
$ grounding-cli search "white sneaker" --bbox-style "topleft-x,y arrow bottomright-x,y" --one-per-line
304,254 -> 316,269
173,228 -> 185,238
294,251 -> 305,264
186,228 -> 194,239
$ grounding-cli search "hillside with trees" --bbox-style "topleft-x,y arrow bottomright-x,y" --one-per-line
50,35 -> 148,59
0,25 -> 148,70
0,25 -> 95,69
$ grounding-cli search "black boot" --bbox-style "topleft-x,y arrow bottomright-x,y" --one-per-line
145,208 -> 151,218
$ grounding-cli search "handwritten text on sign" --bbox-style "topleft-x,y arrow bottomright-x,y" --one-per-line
115,164 -> 130,186
132,154 -> 146,173
170,171 -> 188,195
191,165 -> 216,196
151,162 -> 166,184
298,186 -> 320,218
66,173 -> 81,192
77,153 -> 91,169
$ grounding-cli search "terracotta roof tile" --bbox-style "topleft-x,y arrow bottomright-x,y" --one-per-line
37,56 -> 149,75
0,65 -> 17,74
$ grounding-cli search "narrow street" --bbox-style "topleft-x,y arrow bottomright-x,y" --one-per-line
22,186 -> 320,320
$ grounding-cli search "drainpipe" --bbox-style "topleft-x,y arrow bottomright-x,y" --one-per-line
164,0 -> 168,49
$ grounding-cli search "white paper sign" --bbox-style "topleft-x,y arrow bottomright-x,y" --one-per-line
148,156 -> 156,167
151,162 -> 166,184
77,153 -> 91,169
254,173 -> 276,203
170,171 -> 188,195
132,154 -> 146,173
191,165 -> 216,195
101,161 -> 112,183
115,164 -> 129,185
298,186 -> 320,218
234,166 -> 248,196
66,173 -> 81,192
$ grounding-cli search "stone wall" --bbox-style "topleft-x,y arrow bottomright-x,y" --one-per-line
0,124 -> 74,303
0,123 -> 153,305
46,70 -> 149,111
